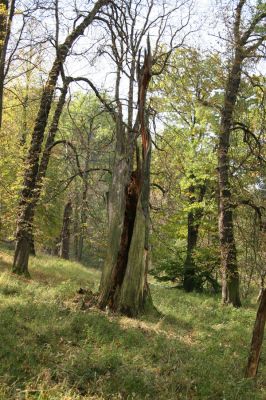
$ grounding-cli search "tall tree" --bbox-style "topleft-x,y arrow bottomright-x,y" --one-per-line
217,0 -> 266,306
85,0 -> 192,316
12,0 -> 110,276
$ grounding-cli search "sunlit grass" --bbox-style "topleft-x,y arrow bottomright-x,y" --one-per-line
0,248 -> 265,399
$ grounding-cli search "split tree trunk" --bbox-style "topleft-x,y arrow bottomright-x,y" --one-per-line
246,289 -> 266,378
12,0 -> 108,277
98,43 -> 153,317
59,200 -> 72,259
119,145 -> 152,316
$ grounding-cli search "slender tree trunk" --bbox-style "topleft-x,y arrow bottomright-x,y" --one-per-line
183,183 -> 206,292
77,183 -> 88,262
217,0 -> 265,306
59,200 -> 72,259
77,130 -> 91,261
245,289 -> 266,378
12,0 -> 109,276
73,190 -> 80,260
0,0 -> 15,128
218,50 -> 243,307
13,82 -> 69,275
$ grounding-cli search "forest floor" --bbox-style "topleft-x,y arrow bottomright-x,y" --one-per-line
0,248 -> 265,400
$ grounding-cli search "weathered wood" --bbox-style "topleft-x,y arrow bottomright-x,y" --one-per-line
98,38 -> 153,316
246,289 -> 266,378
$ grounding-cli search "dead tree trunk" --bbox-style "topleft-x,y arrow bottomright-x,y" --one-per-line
98,43 -> 153,317
12,0 -> 109,277
246,289 -> 266,378
59,200 -> 72,260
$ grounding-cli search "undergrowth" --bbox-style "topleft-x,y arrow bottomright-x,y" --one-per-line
0,249 -> 265,399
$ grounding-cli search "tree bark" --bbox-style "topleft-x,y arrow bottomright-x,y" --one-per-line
13,81 -> 69,275
246,289 -> 266,378
217,0 -> 266,307
12,0 -> 109,276
98,41 -> 153,317
59,200 -> 72,260
119,144 -> 152,316
218,49 -> 243,307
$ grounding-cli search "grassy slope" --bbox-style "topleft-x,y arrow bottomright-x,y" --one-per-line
0,249 -> 265,400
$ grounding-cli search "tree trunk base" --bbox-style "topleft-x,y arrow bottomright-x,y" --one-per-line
12,237 -> 31,278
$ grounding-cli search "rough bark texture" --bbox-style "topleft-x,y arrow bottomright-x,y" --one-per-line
246,289 -> 266,378
98,42 -> 153,317
59,200 -> 72,259
12,0 -> 109,276
218,49 -> 243,307
13,82 -> 69,275
98,152 -> 129,308
218,0 -> 266,307
119,144 -> 152,316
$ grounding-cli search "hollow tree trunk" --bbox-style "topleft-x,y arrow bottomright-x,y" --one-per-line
12,0 -> 109,276
59,200 -> 72,259
246,289 -> 266,378
183,183 -> 206,292
98,143 -> 130,308
218,49 -> 243,307
98,41 -> 153,317
119,144 -> 152,316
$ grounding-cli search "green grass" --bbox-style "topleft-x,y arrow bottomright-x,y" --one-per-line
0,249 -> 265,400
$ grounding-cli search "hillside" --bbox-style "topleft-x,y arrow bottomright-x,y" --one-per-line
0,249 -> 265,400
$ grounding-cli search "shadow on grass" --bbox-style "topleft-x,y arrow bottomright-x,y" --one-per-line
1,294 -> 263,400
0,299 -> 196,399
0,265 -> 264,400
